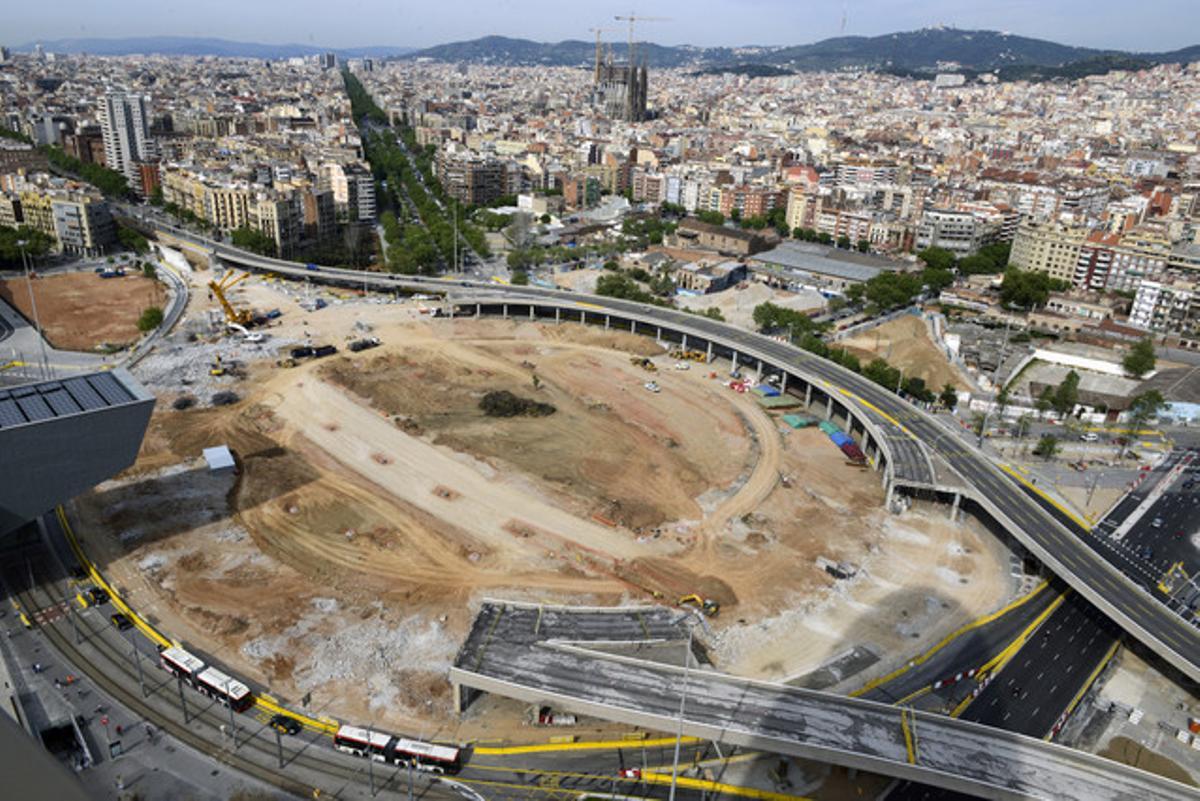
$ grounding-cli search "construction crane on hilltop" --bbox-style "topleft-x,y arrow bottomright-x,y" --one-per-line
208,270 -> 254,327
613,12 -> 670,64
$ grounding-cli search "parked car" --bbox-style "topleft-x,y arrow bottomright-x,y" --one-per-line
110,613 -> 133,631
1080,432 -> 1100,442
87,587 -> 110,606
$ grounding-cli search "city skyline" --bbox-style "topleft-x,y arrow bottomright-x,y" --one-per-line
8,0 -> 1200,53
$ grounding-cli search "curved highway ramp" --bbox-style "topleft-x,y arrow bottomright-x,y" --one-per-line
449,601 -> 1196,801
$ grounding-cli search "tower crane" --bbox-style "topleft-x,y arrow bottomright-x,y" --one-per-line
588,26 -> 620,82
613,12 -> 670,64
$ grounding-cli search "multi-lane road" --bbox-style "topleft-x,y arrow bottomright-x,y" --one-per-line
124,217 -> 1200,685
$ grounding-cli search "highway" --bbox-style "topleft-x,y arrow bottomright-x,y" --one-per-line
450,602 -> 1196,801
122,215 -> 1200,682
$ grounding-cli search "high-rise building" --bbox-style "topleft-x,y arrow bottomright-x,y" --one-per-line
100,91 -> 152,190
320,52 -> 337,70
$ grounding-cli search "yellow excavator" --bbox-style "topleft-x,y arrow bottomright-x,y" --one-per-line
679,594 -> 720,617
208,271 -> 253,327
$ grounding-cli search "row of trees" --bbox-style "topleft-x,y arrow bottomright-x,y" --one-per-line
0,224 -> 55,267
41,145 -> 131,198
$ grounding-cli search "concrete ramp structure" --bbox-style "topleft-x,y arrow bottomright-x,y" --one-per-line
0,369 -> 155,535
450,601 -> 1198,801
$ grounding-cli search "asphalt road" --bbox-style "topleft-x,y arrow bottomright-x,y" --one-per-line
122,219 -> 1200,683
857,582 -> 1064,707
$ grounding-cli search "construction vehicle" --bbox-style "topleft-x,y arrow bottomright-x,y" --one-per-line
679,594 -> 720,617
669,348 -> 707,363
629,356 -> 657,372
348,337 -> 381,353
208,271 -> 254,327
210,355 -> 227,376
275,357 -> 297,369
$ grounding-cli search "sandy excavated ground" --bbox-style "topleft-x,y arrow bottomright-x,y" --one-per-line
842,314 -> 971,392
0,270 -> 165,351
72,273 -> 1013,734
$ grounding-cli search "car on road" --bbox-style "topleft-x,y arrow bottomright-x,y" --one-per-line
269,714 -> 302,736
86,587 -> 110,606
110,613 -> 133,631
1151,517 -> 1164,528
1080,432 -> 1100,442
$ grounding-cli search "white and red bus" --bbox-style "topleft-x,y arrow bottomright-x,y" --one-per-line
334,725 -> 393,762
195,666 -> 254,713
159,646 -> 205,685
390,738 -> 462,774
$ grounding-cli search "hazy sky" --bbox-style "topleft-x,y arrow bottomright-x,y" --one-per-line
9,0 -> 1200,51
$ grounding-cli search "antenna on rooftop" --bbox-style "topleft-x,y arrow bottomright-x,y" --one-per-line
841,2 -> 848,34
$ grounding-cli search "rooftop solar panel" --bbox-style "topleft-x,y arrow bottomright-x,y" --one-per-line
43,389 -> 82,417
63,377 -> 105,411
15,394 -> 53,422
89,373 -> 133,406
0,399 -> 24,428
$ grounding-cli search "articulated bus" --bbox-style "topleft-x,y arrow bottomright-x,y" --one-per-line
159,646 -> 205,685
333,725 -> 393,762
333,725 -> 462,773
195,666 -> 254,713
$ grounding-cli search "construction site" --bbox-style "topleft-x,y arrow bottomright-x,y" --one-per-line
68,253 -> 1018,739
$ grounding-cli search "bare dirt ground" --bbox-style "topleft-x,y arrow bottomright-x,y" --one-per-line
71,274 -> 1013,736
0,270 -> 165,351
842,314 -> 971,391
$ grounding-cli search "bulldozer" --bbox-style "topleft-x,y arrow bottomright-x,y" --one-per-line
679,594 -> 720,617
208,271 -> 254,327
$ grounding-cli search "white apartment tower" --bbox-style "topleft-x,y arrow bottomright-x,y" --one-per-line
100,91 -> 151,188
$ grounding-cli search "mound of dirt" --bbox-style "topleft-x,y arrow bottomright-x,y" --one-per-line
479,390 -> 556,418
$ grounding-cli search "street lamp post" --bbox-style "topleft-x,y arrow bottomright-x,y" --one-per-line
17,241 -> 51,379
668,613 -> 704,801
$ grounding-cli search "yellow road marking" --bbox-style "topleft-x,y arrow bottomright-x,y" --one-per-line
57,506 -> 340,735
950,592 -> 1068,718
900,708 -> 917,764
851,580 -> 1050,698
1046,639 -> 1121,740
640,770 -> 812,800
997,464 -> 1091,532
474,736 -> 700,755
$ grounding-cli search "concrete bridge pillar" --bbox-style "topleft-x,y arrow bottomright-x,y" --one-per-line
555,307 -> 561,323
580,310 -> 585,324
605,315 -> 611,330
950,492 -> 961,522
631,319 -> 636,333
805,383 -> 812,408
706,342 -> 713,363
681,333 -> 689,350
780,373 -> 788,393
825,396 -> 833,420
528,305 -> 535,320
731,351 -> 739,372
502,304 -> 508,319
885,479 -> 895,510
756,360 -> 763,381
476,303 -> 481,318
656,326 -> 662,344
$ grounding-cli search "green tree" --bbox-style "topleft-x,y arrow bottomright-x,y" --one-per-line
1052,370 -> 1080,416
1122,337 -> 1156,378
696,210 -> 725,226
836,235 -> 851,249
921,267 -> 955,292
1033,435 -> 1060,460
1126,389 -> 1167,432
137,306 -> 164,332
856,239 -> 871,253
816,232 -> 833,245
116,225 -> 149,254
510,269 -> 529,286
939,383 -> 959,409
1036,386 -> 1055,417
0,225 -> 54,267
917,247 -> 957,272
142,263 -> 157,279
231,226 -> 276,256
1000,268 -> 1065,309
752,302 -> 820,338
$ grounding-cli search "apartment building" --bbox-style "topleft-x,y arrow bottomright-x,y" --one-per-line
1130,280 -> 1198,334
100,91 -> 153,190
1009,222 -> 1089,283
437,152 -> 505,206
914,208 -> 997,259
51,192 -> 115,256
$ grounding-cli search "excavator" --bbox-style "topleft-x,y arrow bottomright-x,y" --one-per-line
208,270 -> 254,327
679,594 -> 720,617
629,356 -> 658,372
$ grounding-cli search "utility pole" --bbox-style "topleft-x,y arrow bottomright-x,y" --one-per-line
18,242 -> 51,379
126,627 -> 146,697
225,678 -> 236,749
668,617 -> 696,801
176,674 -> 189,724
275,726 -> 285,768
